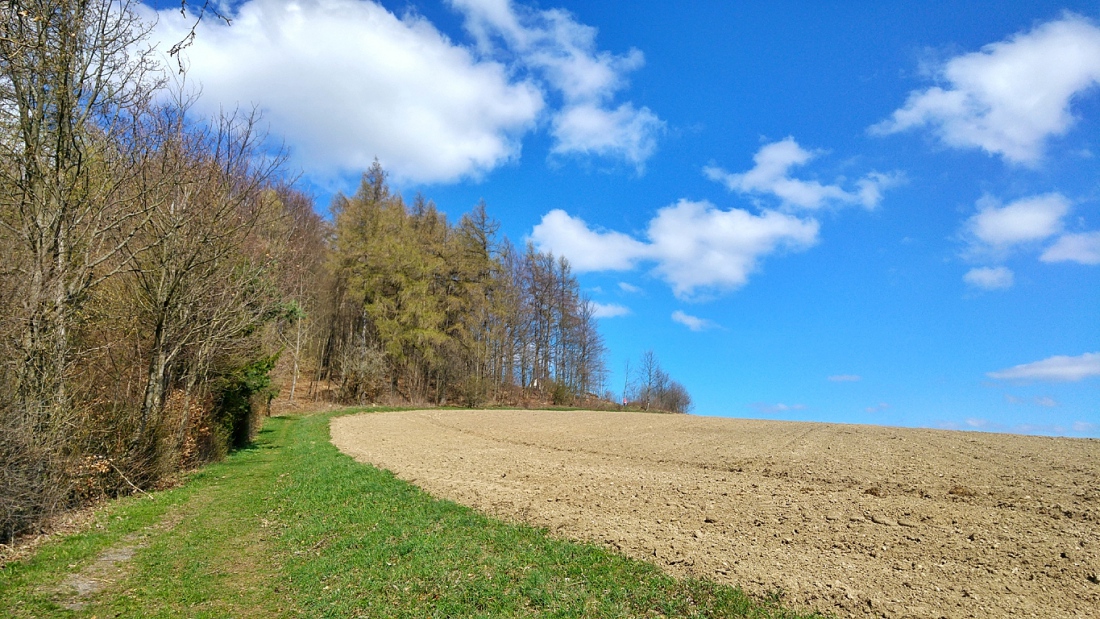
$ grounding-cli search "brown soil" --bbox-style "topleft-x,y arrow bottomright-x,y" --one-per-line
331,409 -> 1100,619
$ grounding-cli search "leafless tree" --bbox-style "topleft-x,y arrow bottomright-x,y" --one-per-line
629,350 -> 692,413
0,0 -> 170,535
0,0 -> 165,431
123,105 -> 283,452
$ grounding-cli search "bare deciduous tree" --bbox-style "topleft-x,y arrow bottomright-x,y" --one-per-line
628,350 -> 692,414
0,0 -> 166,536
0,0 -> 314,539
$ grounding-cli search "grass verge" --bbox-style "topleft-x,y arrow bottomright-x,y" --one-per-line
0,409 -> 825,618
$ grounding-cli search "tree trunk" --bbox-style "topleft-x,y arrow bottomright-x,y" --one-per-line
289,310 -> 302,402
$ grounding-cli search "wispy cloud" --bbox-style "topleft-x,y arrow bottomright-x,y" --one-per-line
938,418 -> 1090,436
963,266 -> 1014,290
1073,421 -> 1098,434
618,282 -> 641,294
827,374 -> 862,382
871,15 -> 1100,165
703,138 -> 900,210
988,352 -> 1100,382
865,402 -> 890,413
1012,423 -> 1068,435
452,0 -> 664,169
1005,394 -> 1060,407
960,193 -> 1100,278
670,310 -> 716,331
751,402 -> 807,414
1041,231 -> 1100,265
588,301 -> 630,318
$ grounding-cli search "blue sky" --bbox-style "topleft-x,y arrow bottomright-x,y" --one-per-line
144,0 -> 1100,436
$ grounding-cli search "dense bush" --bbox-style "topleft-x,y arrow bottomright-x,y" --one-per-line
215,355 -> 280,452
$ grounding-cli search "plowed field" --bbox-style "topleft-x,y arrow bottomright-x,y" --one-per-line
331,409 -> 1100,618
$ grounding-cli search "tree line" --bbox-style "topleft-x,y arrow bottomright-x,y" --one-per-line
312,162 -> 607,408
0,0 -> 317,540
0,0 -> 690,542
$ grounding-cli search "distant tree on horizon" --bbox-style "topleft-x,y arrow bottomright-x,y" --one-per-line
625,350 -> 692,414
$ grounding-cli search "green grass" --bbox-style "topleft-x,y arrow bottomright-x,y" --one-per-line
0,409 -> 825,618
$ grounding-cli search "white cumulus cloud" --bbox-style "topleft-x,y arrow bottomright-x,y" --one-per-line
147,0 -> 543,183
963,266 -> 1014,290
647,200 -> 819,297
1041,230 -> 1100,265
588,301 -> 630,318
965,193 -> 1070,251
529,210 -> 649,271
531,201 -> 819,299
551,102 -> 662,167
671,310 -> 716,332
962,194 -> 1100,274
988,352 -> 1100,382
704,138 -> 900,210
148,0 -> 660,183
872,15 -> 1100,165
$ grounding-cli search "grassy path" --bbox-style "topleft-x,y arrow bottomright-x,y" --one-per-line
1,410 -> 824,618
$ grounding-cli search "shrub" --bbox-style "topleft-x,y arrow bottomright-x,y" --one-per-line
214,355 -> 280,451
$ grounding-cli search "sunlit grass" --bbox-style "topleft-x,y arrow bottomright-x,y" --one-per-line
1,409 -> 825,618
